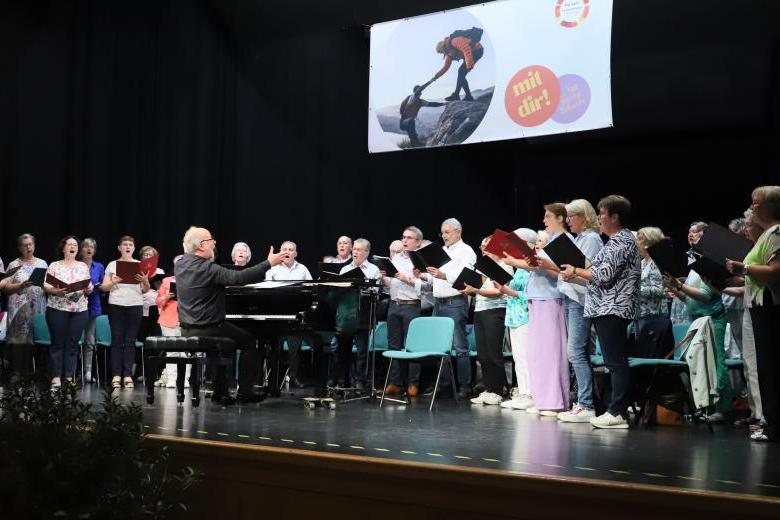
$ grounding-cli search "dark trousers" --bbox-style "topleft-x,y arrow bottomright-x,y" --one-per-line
182,321 -> 258,396
455,46 -> 484,98
433,296 -> 470,387
399,118 -> 420,147
46,308 -> 88,380
387,301 -> 422,387
10,343 -> 34,377
336,329 -> 368,385
284,335 -> 303,378
750,302 -> 780,439
592,315 -> 631,417
474,308 -> 506,395
108,304 -> 143,378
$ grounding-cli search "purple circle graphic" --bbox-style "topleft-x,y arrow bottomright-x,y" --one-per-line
551,74 -> 590,124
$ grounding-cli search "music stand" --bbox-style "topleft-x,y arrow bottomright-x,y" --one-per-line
338,278 -> 382,404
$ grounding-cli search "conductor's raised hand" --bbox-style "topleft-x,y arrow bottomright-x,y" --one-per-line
267,246 -> 289,266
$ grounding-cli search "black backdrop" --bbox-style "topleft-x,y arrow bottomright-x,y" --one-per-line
1,0 -> 778,270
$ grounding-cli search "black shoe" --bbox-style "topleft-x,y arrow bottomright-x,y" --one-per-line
444,93 -> 460,101
211,394 -> 236,406
289,377 -> 306,389
456,387 -> 471,400
235,391 -> 268,404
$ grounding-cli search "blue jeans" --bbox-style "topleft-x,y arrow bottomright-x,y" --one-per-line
564,298 -> 593,410
433,296 -> 470,388
46,308 -> 89,380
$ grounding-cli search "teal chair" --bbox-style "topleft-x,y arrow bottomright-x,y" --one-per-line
370,321 -> 389,353
95,315 -> 112,385
32,313 -> 51,375
380,317 -> 455,411
466,326 -> 477,358
32,313 -> 51,346
627,323 -> 713,431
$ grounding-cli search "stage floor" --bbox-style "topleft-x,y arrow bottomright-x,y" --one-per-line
85,385 -> 780,501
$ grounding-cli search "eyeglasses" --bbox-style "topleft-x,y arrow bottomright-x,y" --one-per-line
401,235 -> 417,240
200,238 -> 216,246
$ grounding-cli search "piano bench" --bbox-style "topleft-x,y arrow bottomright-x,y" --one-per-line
143,336 -> 236,407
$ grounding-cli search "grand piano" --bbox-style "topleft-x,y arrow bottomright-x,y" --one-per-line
224,279 -> 378,396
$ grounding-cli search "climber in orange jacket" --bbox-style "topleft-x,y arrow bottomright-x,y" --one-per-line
431,27 -> 484,102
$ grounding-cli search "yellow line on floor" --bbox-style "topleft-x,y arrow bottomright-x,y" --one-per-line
643,473 -> 667,478
575,466 -> 597,472
350,445 -> 365,450
373,448 -> 390,452
217,432 -> 229,437
544,464 -> 564,469
258,436 -> 272,440
482,458 -> 500,463
280,439 -> 294,443
512,460 -> 529,465
157,426 -> 168,430
427,453 -> 443,457
676,476 -> 702,481
455,455 -> 472,460
715,480 -> 740,485
609,470 -> 631,475
303,441 -> 317,445
196,430 -> 208,434
400,450 -> 417,455
758,483 -> 780,489
326,443 -> 340,447
238,435 -> 250,439
177,428 -> 189,433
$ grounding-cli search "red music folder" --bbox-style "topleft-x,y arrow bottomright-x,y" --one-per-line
484,229 -> 537,266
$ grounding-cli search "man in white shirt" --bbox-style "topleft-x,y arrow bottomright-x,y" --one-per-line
336,238 -> 379,389
381,227 -> 424,396
265,241 -> 312,388
424,218 -> 477,399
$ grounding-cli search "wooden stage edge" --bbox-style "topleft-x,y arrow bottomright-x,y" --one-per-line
148,434 -> 780,519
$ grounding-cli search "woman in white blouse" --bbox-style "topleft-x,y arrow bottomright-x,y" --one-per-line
43,236 -> 93,388
100,235 -> 150,388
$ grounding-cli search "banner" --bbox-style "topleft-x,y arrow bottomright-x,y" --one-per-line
368,0 -> 613,153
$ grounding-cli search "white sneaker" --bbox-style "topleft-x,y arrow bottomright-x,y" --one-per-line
706,412 -> 725,423
751,428 -> 770,442
515,396 -> 535,410
154,370 -> 168,387
500,398 -> 518,409
509,387 -> 520,399
539,410 -> 560,417
558,405 -> 597,423
165,380 -> 177,388
525,407 -> 540,415
590,412 -> 629,429
471,392 -> 503,405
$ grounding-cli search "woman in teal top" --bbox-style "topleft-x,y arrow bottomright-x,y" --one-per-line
496,228 -> 536,411
665,264 -> 732,419
727,186 -> 780,442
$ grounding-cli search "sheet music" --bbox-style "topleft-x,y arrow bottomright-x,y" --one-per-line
244,281 -> 299,289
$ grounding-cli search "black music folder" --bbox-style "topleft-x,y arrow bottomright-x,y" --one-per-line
339,267 -> 365,281
689,256 -> 730,290
28,267 -> 47,287
1,265 -> 21,280
169,281 -> 177,300
475,255 -> 513,285
318,260 -> 351,276
371,256 -> 398,277
408,243 -> 451,271
647,238 -> 688,277
543,234 -> 586,269
694,222 -> 753,264
452,267 -> 484,291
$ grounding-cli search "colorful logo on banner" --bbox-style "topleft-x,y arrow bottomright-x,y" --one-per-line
505,67 -> 591,127
555,0 -> 590,28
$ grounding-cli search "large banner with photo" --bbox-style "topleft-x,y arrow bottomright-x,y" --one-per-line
368,0 -> 613,153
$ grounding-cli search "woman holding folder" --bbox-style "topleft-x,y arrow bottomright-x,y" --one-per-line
43,236 -> 93,388
3,233 -> 48,381
101,235 -> 150,388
